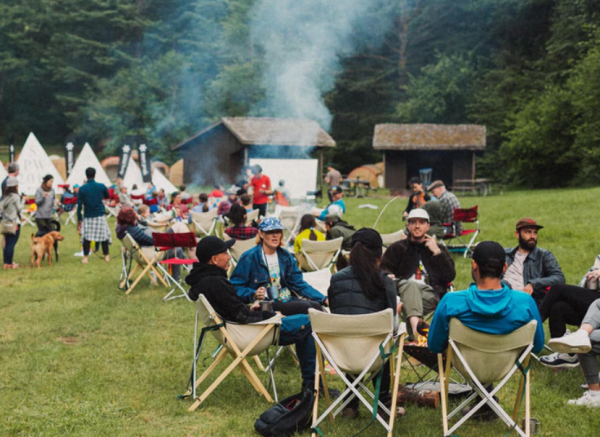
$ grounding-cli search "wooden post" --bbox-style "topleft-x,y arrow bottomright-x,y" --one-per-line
472,151 -> 476,180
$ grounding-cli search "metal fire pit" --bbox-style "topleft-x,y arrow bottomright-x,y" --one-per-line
404,344 -> 446,372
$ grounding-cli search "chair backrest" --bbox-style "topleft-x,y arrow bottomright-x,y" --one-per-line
452,206 -> 478,223
122,233 -> 156,265
191,209 -> 218,237
197,294 -> 280,356
302,269 -> 332,296
308,308 -> 394,374
245,209 -> 259,225
152,232 -> 197,249
381,229 -> 405,246
225,236 -> 258,262
298,237 -> 343,271
449,318 -> 537,384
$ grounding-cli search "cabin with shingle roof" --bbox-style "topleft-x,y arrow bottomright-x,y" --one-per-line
172,117 -> 336,187
373,123 -> 486,193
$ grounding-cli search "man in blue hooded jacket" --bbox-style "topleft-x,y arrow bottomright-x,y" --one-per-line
428,240 -> 544,355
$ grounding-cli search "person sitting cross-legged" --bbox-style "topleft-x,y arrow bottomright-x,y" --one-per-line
546,298 -> 600,407
428,241 -> 545,420
381,208 -> 455,340
186,236 -> 319,392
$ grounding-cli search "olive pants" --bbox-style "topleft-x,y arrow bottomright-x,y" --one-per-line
397,279 -> 439,337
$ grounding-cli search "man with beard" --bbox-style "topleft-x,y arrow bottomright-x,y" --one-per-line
381,208 -> 455,339
503,218 -> 565,306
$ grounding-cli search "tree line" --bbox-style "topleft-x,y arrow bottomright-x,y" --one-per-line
1,0 -> 598,187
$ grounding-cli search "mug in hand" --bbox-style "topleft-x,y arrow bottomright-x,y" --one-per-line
259,301 -> 273,312
267,285 -> 280,300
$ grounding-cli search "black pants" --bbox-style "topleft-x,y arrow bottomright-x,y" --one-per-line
539,284 -> 600,338
253,203 -> 267,218
35,218 -> 56,235
272,300 -> 323,316
83,239 -> 109,256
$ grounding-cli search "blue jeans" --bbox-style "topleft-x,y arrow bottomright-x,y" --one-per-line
3,226 -> 20,265
278,314 -> 316,386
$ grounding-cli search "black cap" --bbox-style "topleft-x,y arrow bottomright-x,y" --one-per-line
330,186 -> 343,194
472,241 -> 505,268
196,236 -> 235,263
351,228 -> 383,257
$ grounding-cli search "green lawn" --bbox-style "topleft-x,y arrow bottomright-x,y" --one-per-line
2,188 -> 600,436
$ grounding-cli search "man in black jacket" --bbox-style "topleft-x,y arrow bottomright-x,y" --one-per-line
186,236 -> 318,390
381,209 -> 455,339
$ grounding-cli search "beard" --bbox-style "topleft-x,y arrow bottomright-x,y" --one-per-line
518,236 -> 537,251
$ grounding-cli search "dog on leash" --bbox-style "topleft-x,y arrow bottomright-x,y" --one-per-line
31,231 -> 65,268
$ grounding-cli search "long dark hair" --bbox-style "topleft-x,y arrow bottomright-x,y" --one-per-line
227,203 -> 247,227
198,193 -> 209,212
350,242 -> 385,300
3,186 -> 18,197
299,214 -> 318,241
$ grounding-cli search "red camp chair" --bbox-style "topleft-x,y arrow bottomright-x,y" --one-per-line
61,196 -> 78,225
442,206 -> 480,258
152,232 -> 197,302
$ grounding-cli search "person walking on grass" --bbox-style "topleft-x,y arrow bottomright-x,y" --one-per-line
77,167 -> 111,264
2,177 -> 23,269
34,174 -> 57,235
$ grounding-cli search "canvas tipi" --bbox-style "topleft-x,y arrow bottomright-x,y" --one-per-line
122,157 -> 145,191
17,133 -> 65,195
152,169 -> 178,195
67,143 -> 111,187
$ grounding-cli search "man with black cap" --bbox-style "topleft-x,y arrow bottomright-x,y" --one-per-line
502,217 -> 565,306
314,186 -> 346,221
428,241 -> 544,420
187,236 -> 319,391
324,213 -> 355,252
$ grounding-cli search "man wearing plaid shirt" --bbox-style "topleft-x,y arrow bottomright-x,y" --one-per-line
427,180 -> 462,235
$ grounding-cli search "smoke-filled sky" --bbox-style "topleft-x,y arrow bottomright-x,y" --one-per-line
249,0 -> 395,132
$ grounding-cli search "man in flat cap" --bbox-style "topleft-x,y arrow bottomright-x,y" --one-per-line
503,218 -> 565,306
427,180 -> 461,234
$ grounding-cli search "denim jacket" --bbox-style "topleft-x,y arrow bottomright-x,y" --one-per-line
230,244 -> 326,304
504,246 -> 565,303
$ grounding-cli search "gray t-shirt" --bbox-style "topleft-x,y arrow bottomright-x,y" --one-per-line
504,251 -> 527,291
326,169 -> 341,187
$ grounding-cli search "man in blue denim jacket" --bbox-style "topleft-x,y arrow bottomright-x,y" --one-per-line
231,217 -> 328,315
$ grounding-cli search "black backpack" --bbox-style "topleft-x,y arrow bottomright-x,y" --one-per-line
254,388 -> 315,437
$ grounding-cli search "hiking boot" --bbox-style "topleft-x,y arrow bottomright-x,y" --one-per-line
539,352 -> 579,369
568,391 -> 600,407
549,330 -> 592,354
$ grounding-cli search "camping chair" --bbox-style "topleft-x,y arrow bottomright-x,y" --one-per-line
381,229 -> 405,254
442,205 -> 479,258
152,232 -> 197,302
21,199 -> 36,226
224,236 -> 257,275
190,209 -> 218,240
302,268 -> 332,296
309,309 -> 407,437
60,196 -> 78,225
273,205 -> 300,244
438,319 -> 537,437
104,202 -> 119,219
296,237 -> 343,272
119,233 -> 168,295
245,209 -> 259,225
187,295 -> 282,412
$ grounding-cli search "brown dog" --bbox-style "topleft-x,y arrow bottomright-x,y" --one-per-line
31,231 -> 65,268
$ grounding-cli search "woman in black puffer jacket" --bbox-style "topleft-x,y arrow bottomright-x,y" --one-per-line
327,228 -> 398,419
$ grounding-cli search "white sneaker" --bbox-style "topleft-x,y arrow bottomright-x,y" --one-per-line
548,330 -> 592,354
73,251 -> 84,257
568,391 -> 600,407
539,352 -> 579,369
580,373 -> 600,389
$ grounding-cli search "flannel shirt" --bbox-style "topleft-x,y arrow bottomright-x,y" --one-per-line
224,225 -> 258,240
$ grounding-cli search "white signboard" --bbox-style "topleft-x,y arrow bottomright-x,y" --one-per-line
249,158 -> 318,200
17,132 -> 65,195
66,143 -> 111,187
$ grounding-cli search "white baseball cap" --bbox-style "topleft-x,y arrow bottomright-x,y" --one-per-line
407,208 -> 429,222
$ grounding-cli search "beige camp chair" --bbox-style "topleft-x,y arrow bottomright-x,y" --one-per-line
302,268 -> 332,296
309,309 -> 406,437
381,229 -> 405,254
187,295 -> 282,412
273,205 -> 300,244
245,209 -> 259,225
296,237 -> 343,272
190,209 -> 218,239
224,236 -> 257,275
119,233 -> 167,295
438,319 -> 537,437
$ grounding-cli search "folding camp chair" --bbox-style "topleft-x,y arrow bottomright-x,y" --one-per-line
60,196 -> 78,225
104,202 -> 119,219
381,229 -> 405,254
245,209 -> 259,225
438,319 -> 537,437
442,205 -> 480,258
190,209 -> 218,239
309,309 -> 406,437
224,236 -> 257,275
302,268 -> 332,296
296,237 -> 343,272
119,233 -> 168,295
152,232 -> 196,302
273,205 -> 300,245
187,295 -> 282,412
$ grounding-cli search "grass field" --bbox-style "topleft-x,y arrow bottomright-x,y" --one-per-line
2,187 -> 600,436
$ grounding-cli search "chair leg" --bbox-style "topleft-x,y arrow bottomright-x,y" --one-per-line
254,355 -> 266,372
525,369 -> 530,437
387,333 -> 405,437
193,348 -> 228,390
239,358 -> 273,402
438,353 -> 449,436
311,345 -> 322,437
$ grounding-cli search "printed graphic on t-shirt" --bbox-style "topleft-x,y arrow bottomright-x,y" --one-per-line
266,252 -> 291,302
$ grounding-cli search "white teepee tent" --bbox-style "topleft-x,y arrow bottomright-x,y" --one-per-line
66,143 -> 111,187
0,160 -> 8,182
152,169 -> 178,195
16,132 -> 65,195
122,157 -> 145,191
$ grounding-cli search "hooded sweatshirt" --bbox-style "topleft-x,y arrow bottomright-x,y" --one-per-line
186,263 -> 274,324
427,283 -> 544,354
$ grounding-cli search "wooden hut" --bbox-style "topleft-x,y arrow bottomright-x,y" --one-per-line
171,117 -> 336,188
373,124 -> 486,193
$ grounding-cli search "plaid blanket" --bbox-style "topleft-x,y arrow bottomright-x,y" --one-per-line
82,216 -> 112,244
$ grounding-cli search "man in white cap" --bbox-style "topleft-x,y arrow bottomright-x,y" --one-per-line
381,208 -> 455,339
